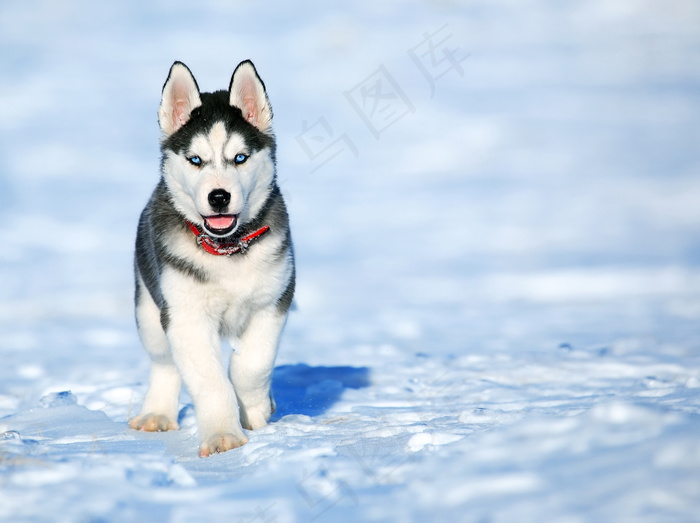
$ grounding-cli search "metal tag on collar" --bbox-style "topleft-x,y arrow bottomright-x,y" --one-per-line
237,239 -> 250,255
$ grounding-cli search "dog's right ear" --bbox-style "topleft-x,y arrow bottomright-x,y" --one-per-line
159,62 -> 202,137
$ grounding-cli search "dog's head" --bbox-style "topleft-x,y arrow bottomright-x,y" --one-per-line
158,61 -> 276,238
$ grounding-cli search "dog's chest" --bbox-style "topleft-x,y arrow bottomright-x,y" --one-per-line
206,247 -> 278,297
178,240 -> 287,326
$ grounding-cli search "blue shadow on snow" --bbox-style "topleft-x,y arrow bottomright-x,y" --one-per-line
270,364 -> 370,420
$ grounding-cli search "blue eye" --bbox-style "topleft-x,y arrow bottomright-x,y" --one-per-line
234,153 -> 248,165
187,155 -> 202,166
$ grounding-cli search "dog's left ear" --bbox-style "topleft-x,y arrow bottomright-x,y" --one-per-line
229,60 -> 272,133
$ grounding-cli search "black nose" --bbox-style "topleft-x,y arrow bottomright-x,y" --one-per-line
208,189 -> 231,212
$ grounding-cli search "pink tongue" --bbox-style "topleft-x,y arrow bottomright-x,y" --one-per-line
206,215 -> 235,230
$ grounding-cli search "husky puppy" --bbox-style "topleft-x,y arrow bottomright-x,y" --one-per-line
129,61 -> 294,457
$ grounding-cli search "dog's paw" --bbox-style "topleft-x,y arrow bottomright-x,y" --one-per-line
128,413 -> 179,432
240,394 -> 275,430
199,432 -> 249,457
241,404 -> 273,430
241,412 -> 268,431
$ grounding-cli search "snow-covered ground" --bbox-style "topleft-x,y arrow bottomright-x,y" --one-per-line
1,1 -> 700,521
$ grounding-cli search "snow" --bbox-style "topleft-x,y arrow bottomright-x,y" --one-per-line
1,0 -> 699,521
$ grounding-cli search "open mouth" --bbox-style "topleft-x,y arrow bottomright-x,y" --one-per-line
202,214 -> 238,236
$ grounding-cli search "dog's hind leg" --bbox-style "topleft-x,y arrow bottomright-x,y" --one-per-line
129,276 -> 182,432
229,306 -> 287,430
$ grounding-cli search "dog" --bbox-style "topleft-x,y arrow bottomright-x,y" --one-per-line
128,60 -> 295,457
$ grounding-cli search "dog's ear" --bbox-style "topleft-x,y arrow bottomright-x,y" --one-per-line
159,62 -> 202,137
229,60 -> 272,133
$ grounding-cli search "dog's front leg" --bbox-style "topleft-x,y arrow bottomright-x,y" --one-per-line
230,306 -> 287,430
129,275 -> 182,432
165,293 -> 248,456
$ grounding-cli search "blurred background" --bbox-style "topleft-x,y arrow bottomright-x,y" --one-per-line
0,0 -> 699,405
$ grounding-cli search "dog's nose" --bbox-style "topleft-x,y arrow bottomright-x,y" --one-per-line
208,189 -> 231,212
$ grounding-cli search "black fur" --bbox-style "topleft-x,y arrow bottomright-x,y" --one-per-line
134,177 -> 296,320
131,61 -> 295,451
161,91 -> 276,165
135,79 -> 295,325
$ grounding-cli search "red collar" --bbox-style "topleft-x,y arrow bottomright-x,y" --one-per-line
186,221 -> 271,256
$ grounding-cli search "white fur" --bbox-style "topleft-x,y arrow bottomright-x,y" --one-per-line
131,193 -> 292,453
229,307 -> 287,429
131,273 -> 182,431
130,61 -> 292,457
161,122 -> 275,238
150,221 -> 291,452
